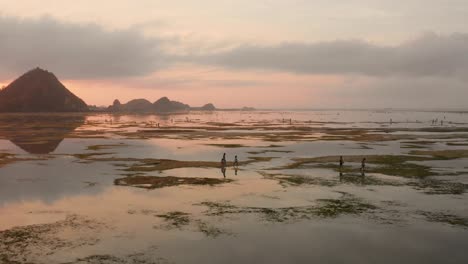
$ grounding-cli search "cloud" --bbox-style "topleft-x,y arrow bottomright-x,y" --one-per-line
1,15 -> 468,83
194,33 -> 468,80
0,16 -> 164,79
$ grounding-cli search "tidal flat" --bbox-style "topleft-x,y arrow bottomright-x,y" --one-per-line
1,110 -> 468,264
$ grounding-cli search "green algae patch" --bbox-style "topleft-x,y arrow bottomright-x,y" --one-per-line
260,171 -> 403,188
313,197 -> 378,218
419,211 -> 468,228
409,149 -> 468,160
155,211 -> 229,238
73,152 -> 114,159
114,176 -> 233,189
446,142 -> 468,146
77,156 -> 270,172
205,143 -> 246,148
247,156 -> 277,162
278,155 -> 433,178
248,150 -> 293,155
86,143 -> 128,151
157,211 -> 191,229
409,179 -> 467,195
123,159 -> 224,172
0,153 -> 46,168
65,253 -> 171,264
0,215 -> 108,263
0,153 -> 16,168
197,193 -> 377,222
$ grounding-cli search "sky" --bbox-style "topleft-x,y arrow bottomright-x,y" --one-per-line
0,0 -> 468,109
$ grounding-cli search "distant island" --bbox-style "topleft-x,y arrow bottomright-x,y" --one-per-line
107,97 -> 217,113
0,68 -> 255,113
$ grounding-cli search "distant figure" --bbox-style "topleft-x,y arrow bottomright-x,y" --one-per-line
361,158 -> 366,174
221,153 -> 227,167
290,118 -> 292,125
234,155 -> 239,168
339,156 -> 344,170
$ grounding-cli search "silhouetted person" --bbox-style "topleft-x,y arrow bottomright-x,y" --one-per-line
221,153 -> 227,167
339,156 -> 344,170
234,155 -> 239,168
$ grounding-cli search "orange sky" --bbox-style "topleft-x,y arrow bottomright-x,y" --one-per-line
61,65 -> 347,108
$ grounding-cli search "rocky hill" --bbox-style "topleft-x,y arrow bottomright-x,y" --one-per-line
0,68 -> 88,112
153,97 -> 190,112
108,97 -> 214,113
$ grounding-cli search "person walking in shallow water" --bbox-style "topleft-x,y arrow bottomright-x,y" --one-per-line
234,155 -> 239,168
221,153 -> 227,167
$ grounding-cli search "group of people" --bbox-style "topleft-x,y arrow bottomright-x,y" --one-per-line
220,153 -> 239,177
432,118 -> 445,126
432,116 -> 447,126
339,155 -> 366,176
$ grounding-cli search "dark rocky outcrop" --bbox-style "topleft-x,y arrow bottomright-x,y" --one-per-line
124,99 -> 154,112
109,97 -> 193,113
0,68 -> 88,112
191,103 -> 216,111
153,97 -> 190,112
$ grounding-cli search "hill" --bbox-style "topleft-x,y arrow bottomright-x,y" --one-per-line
0,68 -> 88,112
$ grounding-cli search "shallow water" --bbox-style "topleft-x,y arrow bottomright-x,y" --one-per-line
1,110 -> 467,264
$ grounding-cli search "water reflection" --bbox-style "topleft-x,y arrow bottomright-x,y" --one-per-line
221,166 -> 226,178
0,114 -> 85,154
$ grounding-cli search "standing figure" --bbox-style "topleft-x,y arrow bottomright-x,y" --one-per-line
339,156 -> 344,170
221,166 -> 227,178
221,153 -> 227,167
234,155 -> 239,168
